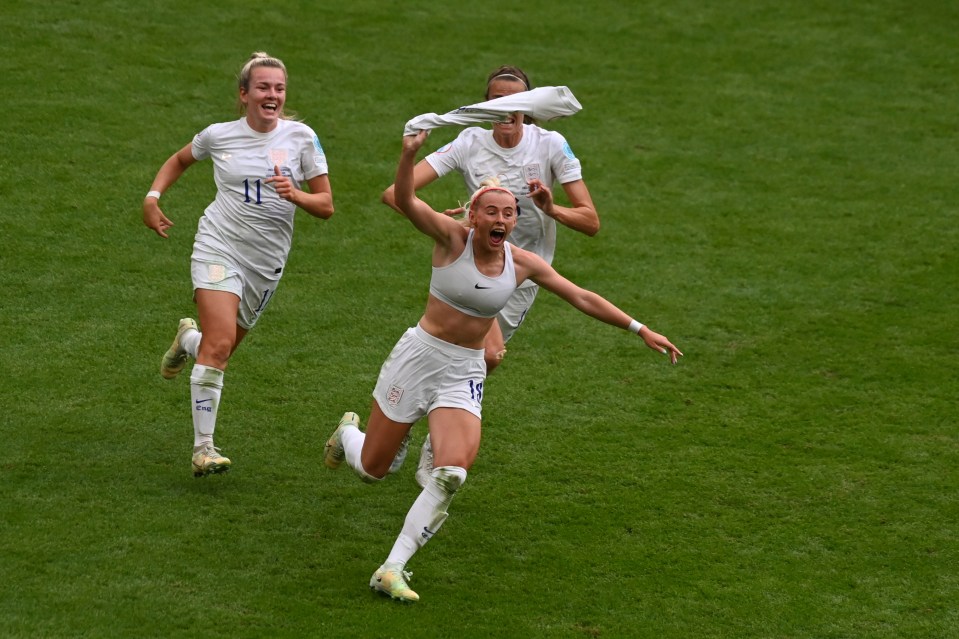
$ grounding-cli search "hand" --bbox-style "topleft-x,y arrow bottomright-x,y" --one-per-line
527,179 -> 554,215
143,199 -> 173,238
639,327 -> 684,365
402,130 -> 429,153
266,164 -> 296,203
441,206 -> 466,217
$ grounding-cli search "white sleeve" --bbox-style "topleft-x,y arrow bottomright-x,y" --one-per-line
300,127 -> 329,179
191,125 -> 213,161
549,132 -> 583,184
467,86 -> 582,121
424,135 -> 467,179
405,111 -> 502,135
404,86 -> 582,135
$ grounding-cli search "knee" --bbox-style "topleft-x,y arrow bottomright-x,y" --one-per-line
357,452 -> 393,481
430,466 -> 467,497
198,334 -> 234,367
354,462 -> 385,484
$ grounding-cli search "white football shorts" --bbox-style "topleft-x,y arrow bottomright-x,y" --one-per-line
373,324 -> 487,423
497,285 -> 539,343
190,243 -> 281,330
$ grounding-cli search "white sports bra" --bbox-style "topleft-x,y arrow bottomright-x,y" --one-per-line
429,230 -> 518,318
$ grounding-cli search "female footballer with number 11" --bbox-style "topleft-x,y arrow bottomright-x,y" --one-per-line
143,52 -> 334,477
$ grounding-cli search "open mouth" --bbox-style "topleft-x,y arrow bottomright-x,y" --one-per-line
262,102 -> 278,113
490,229 -> 506,245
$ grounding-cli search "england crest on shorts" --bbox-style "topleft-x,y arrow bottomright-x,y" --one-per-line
387,384 -> 404,407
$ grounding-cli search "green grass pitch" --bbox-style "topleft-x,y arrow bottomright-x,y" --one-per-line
1,1 -> 957,637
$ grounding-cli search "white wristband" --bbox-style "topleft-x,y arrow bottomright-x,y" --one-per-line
146,190 -> 162,200
628,319 -> 643,334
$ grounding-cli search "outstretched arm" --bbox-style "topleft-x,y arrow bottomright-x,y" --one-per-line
517,250 -> 682,363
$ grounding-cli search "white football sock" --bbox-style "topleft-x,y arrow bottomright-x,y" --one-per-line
190,364 -> 223,449
386,466 -> 467,568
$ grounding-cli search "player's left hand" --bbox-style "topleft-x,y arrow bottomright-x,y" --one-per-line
441,206 -> 466,217
527,179 -> 554,215
639,327 -> 684,365
266,164 -> 296,203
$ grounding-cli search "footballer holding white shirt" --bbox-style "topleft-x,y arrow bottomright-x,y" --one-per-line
143,52 -> 334,478
381,66 -> 599,486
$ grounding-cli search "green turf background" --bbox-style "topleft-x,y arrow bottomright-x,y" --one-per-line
1,1 -> 956,637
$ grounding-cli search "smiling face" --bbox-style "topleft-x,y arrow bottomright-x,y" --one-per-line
469,189 -> 517,250
240,66 -> 286,132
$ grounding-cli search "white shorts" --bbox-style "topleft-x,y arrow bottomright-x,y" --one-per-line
497,285 -> 539,343
190,243 -> 281,330
373,325 -> 487,424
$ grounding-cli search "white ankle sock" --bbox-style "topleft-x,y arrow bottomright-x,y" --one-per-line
341,425 -> 383,483
386,466 -> 467,567
341,424 -> 365,470
181,329 -> 201,359
190,364 -> 224,448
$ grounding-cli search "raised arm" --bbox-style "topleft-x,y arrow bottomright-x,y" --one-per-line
382,160 -> 441,212
515,249 -> 682,363
394,131 -> 467,243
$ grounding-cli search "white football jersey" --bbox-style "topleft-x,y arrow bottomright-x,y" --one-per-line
191,117 -> 329,275
425,124 -> 582,271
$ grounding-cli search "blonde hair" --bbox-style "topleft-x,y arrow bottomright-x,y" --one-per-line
236,52 -> 289,116
468,178 -> 516,213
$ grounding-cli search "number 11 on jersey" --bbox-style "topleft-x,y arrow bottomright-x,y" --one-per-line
243,178 -> 262,204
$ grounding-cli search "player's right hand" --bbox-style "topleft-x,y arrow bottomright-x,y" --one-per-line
402,129 -> 429,153
143,200 -> 174,238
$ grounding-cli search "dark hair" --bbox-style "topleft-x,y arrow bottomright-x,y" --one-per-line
485,65 -> 534,124
484,65 -> 532,99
